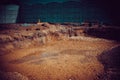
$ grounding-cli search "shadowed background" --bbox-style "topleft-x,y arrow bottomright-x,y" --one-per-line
0,0 -> 119,26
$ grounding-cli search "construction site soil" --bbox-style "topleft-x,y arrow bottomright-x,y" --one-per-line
0,23 -> 120,80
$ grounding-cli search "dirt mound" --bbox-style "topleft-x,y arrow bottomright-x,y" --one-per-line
98,46 -> 120,68
98,46 -> 120,80
86,27 -> 120,41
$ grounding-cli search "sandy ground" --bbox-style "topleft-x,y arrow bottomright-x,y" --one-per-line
0,38 -> 119,80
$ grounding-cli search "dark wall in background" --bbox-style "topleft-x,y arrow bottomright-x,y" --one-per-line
0,0 -> 119,25
17,1 -> 111,24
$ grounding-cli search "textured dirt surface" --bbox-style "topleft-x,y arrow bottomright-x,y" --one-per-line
0,71 -> 29,80
0,23 -> 120,80
0,39 -> 119,80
